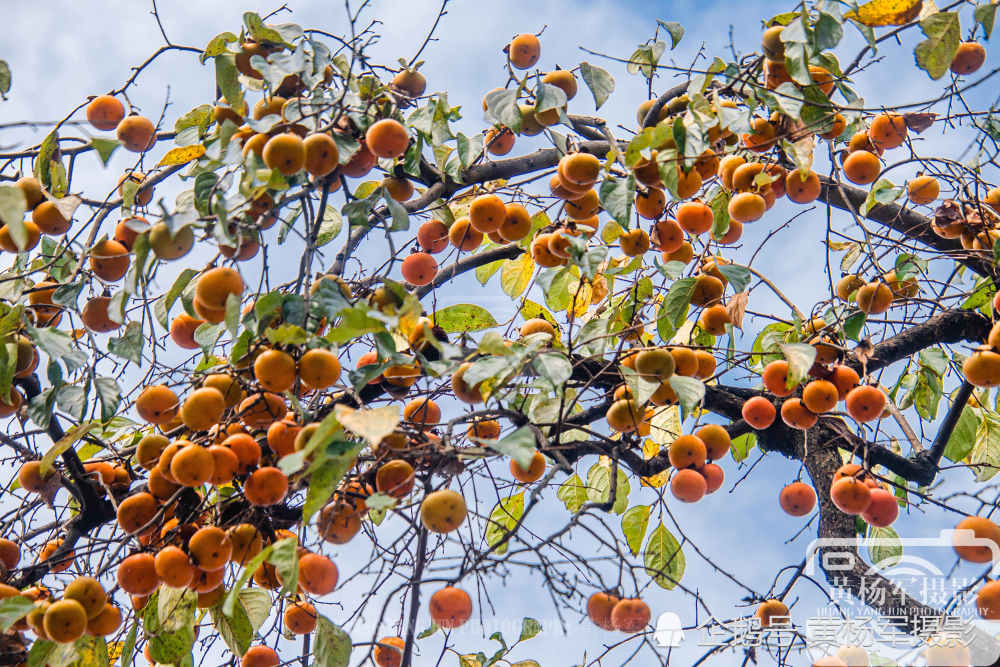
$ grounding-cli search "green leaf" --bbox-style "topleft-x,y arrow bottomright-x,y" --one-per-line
0,596 -> 34,631
383,193 -> 409,231
0,60 -> 9,97
94,376 -> 121,422
963,277 -> 996,311
780,342 -> 817,389
120,622 -> 138,667
475,258 -> 504,285
644,522 -> 685,590
238,589 -> 271,633
976,2 -> 997,38
313,615 -> 352,667
557,473 -> 588,512
214,55 -> 244,118
730,432 -> 756,462
500,253 -> 534,298
243,11 -> 290,46
598,175 -> 635,227
0,186 -> 27,251
519,618 -> 542,641
301,441 -> 366,522
433,304 -> 497,333
89,138 -> 120,166
142,589 -> 196,664
717,264 -> 751,293
482,425 -> 537,471
485,492 -> 524,555
771,82 -> 805,119
534,351 -> 572,387
668,375 -> 705,420
484,88 -> 522,134
621,505 -> 651,556
944,407 -> 979,462
534,82 -> 567,114
627,41 -> 666,79
662,278 -> 696,328
269,536 -> 300,596
40,420 -> 100,475
154,268 -> 198,330
862,178 -> 903,215
34,130 -> 58,189
843,311 -> 867,341
814,11 -> 845,51
657,20 -> 685,48
970,413 -> 1000,481
914,12 -> 962,80
108,322 -> 143,365
868,525 -> 902,568
579,62 -> 615,110
210,601 -> 252,657
201,32 -> 238,61
586,460 -> 630,514
708,187 -> 730,240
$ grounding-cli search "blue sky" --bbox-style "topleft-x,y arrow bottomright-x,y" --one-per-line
3,1 -> 1000,666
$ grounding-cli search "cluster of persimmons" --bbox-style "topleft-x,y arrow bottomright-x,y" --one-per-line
1,8 -> 998,667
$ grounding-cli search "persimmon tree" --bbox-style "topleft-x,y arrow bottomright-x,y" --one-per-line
0,0 -> 999,665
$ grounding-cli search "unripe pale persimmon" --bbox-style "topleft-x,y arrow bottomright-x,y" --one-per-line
420,489 -> 467,533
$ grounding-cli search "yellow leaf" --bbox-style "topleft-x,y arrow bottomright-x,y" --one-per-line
107,641 -> 124,665
334,404 -> 401,447
41,420 -> 101,475
845,0 -> 923,26
641,440 -> 669,488
157,144 -> 206,167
